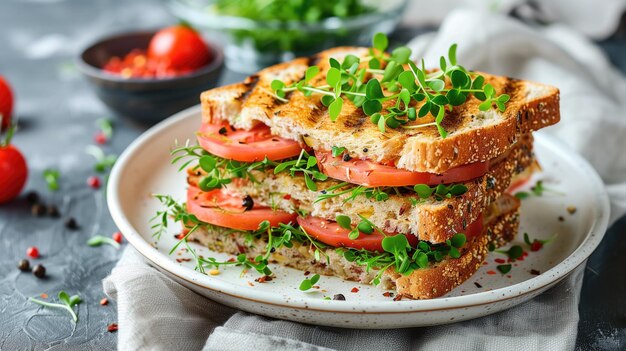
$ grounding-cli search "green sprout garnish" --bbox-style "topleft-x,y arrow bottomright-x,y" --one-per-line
86,235 -> 120,249
299,274 -> 321,291
270,33 -> 510,138
29,291 -> 82,322
43,169 -> 60,191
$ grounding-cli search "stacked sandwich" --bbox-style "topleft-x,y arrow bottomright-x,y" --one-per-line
171,37 -> 559,299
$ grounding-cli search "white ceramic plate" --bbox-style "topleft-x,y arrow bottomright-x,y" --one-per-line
108,105 -> 609,328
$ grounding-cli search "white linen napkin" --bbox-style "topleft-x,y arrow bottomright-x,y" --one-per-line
103,8 -> 626,351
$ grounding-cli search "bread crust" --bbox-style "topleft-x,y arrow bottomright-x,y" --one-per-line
200,47 -> 559,173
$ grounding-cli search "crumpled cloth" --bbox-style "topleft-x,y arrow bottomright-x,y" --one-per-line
104,8 -> 626,351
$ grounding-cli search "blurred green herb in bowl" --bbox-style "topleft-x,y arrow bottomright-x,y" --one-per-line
169,0 -> 407,73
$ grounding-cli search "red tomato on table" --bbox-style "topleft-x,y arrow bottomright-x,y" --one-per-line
0,76 -> 14,130
0,139 -> 27,204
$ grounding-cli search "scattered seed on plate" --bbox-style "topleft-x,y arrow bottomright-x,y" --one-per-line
107,323 -> 118,332
530,269 -> 541,275
100,298 -> 109,306
393,294 -> 403,301
567,206 -> 577,215
558,216 -> 564,222
350,287 -> 359,293
32,264 -> 46,278
474,282 -> 482,288
382,291 -> 394,297
333,294 -> 345,300
209,269 -> 220,276
27,247 -> 40,259
17,259 -> 30,271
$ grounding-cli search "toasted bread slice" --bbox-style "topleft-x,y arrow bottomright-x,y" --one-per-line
188,194 -> 520,300
200,47 -> 559,174
187,134 -> 534,243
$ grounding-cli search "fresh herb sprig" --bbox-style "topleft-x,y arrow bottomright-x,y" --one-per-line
335,214 -> 376,240
270,33 -> 510,138
524,232 -> 556,252
338,232 -> 467,285
87,235 -> 120,249
29,291 -> 82,322
86,145 -> 117,173
43,169 -> 60,191
273,149 -> 328,190
97,118 -> 114,139
316,181 -> 467,204
299,274 -> 321,291
495,245 -> 523,260
171,142 -> 271,191
514,180 -> 565,199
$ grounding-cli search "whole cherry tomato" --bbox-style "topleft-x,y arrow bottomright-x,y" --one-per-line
148,25 -> 212,71
0,76 -> 14,130
0,129 -> 28,204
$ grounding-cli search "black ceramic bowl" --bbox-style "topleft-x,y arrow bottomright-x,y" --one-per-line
77,30 -> 224,124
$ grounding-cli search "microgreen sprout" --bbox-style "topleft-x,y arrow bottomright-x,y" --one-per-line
270,33 -> 510,138
524,232 -> 556,252
86,145 -> 117,173
87,235 -> 121,249
495,245 -> 523,260
273,149 -> 327,191
97,118 -> 114,139
496,264 -> 512,274
299,274 -> 321,291
43,168 -> 60,191
515,180 -> 565,199
29,291 -> 82,322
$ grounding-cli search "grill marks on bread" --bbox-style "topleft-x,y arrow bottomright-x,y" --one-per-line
200,47 -> 560,172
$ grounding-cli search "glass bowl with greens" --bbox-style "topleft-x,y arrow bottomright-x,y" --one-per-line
168,0 -> 407,73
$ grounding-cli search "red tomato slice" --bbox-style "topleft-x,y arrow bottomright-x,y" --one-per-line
297,216 -> 418,252
197,121 -> 303,162
316,151 -> 489,187
186,186 -> 297,231
297,215 -> 483,252
506,170 -> 533,194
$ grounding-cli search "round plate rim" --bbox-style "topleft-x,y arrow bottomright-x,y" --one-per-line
107,105 -> 610,314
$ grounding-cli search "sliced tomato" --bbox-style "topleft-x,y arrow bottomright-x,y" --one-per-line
197,121 -> 302,162
316,151 -> 489,187
506,169 -> 534,194
297,215 -> 483,252
297,216 -> 418,252
186,186 -> 297,230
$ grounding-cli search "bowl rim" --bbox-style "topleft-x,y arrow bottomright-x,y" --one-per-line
169,0 -> 408,31
76,28 -> 224,84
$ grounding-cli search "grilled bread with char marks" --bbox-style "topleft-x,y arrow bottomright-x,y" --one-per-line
200,47 -> 559,174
